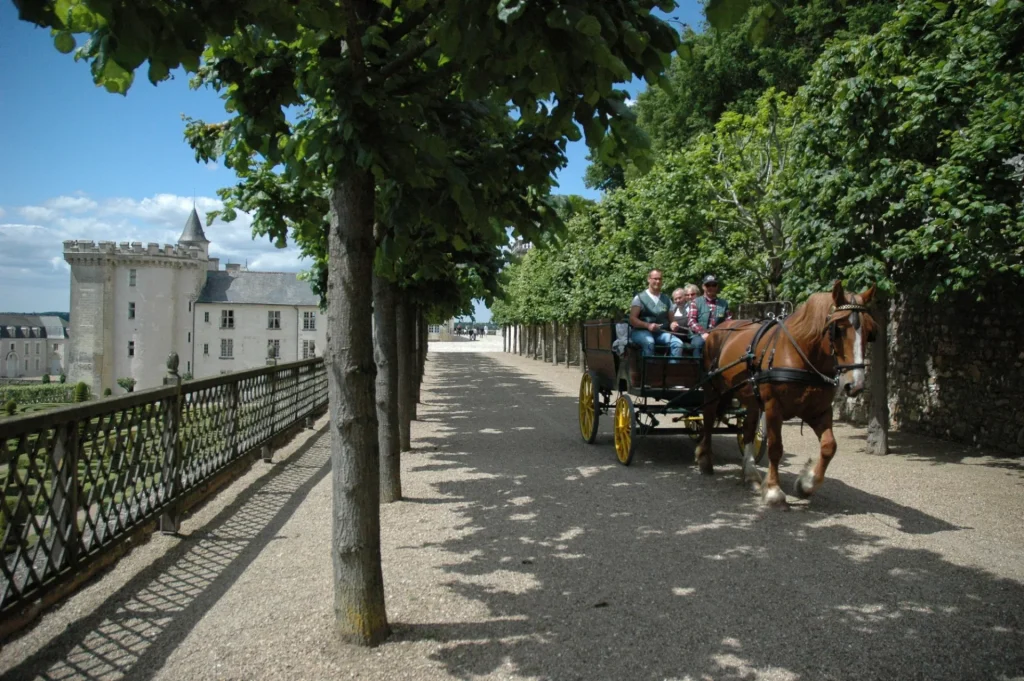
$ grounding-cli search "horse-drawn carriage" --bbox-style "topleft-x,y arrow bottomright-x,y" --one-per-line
577,318 -> 766,466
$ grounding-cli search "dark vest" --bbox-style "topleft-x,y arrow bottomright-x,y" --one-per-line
636,291 -> 672,326
694,295 -> 729,329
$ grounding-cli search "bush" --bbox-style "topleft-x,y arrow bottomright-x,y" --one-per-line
0,385 -> 74,405
3,400 -> 16,416
41,374 -> 51,384
73,381 -> 90,403
116,377 -> 136,393
103,387 -> 112,397
59,373 -> 67,384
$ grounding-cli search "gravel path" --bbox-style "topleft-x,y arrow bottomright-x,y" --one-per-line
2,338 -> 1023,680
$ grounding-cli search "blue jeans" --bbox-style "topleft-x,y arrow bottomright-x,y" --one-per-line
688,333 -> 705,358
631,329 -> 683,357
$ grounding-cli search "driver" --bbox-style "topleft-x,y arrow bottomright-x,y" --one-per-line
628,269 -> 684,357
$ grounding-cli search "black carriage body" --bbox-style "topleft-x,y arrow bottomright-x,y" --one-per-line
579,318 -> 766,466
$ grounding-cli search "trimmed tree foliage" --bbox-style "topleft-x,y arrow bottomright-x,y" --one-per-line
15,0 -> 680,646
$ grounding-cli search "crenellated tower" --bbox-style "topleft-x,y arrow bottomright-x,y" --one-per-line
64,208 -> 213,393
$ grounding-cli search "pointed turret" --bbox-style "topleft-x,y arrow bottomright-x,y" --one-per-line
179,206 -> 210,258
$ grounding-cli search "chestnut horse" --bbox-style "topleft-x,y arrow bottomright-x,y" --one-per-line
696,281 -> 878,506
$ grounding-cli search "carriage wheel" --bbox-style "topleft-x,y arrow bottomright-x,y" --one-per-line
736,411 -> 768,464
683,415 -> 703,442
613,395 -> 637,466
578,371 -> 600,444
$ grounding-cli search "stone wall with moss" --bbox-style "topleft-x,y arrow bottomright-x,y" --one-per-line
834,284 -> 1024,455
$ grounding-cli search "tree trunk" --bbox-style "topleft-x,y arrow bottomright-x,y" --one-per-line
396,300 -> 412,451
414,308 -> 425,406
326,171 -> 389,645
372,271 -> 401,503
408,305 -> 419,420
865,290 -> 890,455
552,321 -> 559,364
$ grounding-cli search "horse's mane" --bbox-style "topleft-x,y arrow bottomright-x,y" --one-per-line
783,292 -> 834,345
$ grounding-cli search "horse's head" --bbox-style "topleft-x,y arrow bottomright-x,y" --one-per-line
827,281 -> 878,397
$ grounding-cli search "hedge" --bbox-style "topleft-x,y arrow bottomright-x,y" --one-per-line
0,385 -> 75,405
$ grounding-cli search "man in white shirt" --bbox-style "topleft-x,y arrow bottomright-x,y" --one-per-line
628,269 -> 683,357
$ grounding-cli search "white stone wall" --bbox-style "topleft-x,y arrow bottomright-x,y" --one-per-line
65,241 -> 207,393
0,338 -> 65,378
66,260 -> 115,390
193,304 -> 326,378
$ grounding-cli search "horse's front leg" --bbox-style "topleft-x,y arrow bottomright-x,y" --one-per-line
795,410 -> 837,499
740,406 -> 763,493
695,400 -> 717,475
761,398 -> 787,507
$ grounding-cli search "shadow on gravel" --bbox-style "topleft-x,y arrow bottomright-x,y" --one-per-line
1,438 -> 331,681
846,429 -> 1024,476
404,353 -> 1024,681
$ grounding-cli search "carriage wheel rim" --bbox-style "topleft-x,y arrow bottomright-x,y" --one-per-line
614,397 -> 632,463
579,374 -> 595,440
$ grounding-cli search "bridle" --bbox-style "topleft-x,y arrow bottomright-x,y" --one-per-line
824,303 -> 872,374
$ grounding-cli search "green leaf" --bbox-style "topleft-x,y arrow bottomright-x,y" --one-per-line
498,0 -> 528,23
705,0 -> 752,32
53,31 -> 75,54
100,59 -> 134,94
575,15 -> 602,37
147,60 -> 169,83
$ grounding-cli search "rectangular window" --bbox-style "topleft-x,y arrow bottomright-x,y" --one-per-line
35,342 -> 40,355
203,343 -> 209,355
220,338 -> 233,358
188,301 -> 192,312
268,310 -> 281,329
303,311 -> 316,330
24,343 -> 29,354
428,325 -> 441,334
24,359 -> 28,372
302,340 -> 316,359
128,341 -> 135,357
269,339 -> 281,358
128,302 -> 136,319
204,311 -> 210,323
35,358 -> 39,370
221,310 -> 234,329
52,344 -> 58,352
129,269 -> 137,287
187,332 -> 191,343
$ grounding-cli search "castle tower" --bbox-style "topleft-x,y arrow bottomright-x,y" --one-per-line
179,206 -> 211,259
64,210 -> 211,393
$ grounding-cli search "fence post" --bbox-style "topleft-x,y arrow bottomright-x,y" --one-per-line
49,420 -> 79,568
160,352 -> 183,534
264,345 -> 277,463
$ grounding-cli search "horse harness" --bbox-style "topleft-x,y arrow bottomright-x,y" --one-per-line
704,304 -> 871,408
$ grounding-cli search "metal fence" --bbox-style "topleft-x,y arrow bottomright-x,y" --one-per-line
0,356 -> 327,617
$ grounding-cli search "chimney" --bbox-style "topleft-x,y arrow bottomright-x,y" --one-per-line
225,263 -> 241,272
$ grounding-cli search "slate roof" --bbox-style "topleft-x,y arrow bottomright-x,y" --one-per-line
0,314 -> 70,339
178,207 -> 209,244
196,271 -> 320,306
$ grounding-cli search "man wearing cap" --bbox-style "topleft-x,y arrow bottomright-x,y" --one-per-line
686,274 -> 732,357
628,269 -> 684,357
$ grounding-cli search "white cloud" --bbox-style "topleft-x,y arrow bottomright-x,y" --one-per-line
625,98 -> 637,108
0,192 -> 310,311
205,161 -> 219,171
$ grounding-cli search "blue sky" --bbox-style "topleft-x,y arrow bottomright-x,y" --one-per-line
0,2 -> 703,316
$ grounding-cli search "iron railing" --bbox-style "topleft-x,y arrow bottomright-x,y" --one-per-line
0,357 -> 327,617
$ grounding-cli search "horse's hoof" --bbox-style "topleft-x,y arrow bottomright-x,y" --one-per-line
794,475 -> 815,499
698,459 -> 714,476
763,486 -> 787,507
